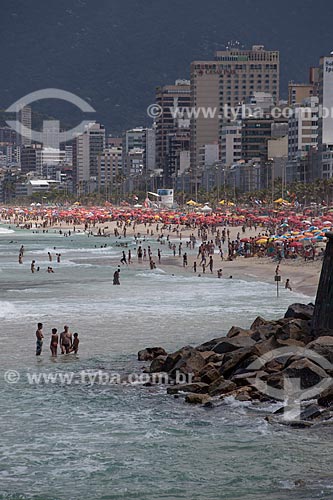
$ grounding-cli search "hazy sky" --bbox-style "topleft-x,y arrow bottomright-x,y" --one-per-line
1,0 -> 333,132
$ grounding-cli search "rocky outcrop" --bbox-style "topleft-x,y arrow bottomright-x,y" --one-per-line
138,303 -> 333,419
138,347 -> 167,361
284,303 -> 314,321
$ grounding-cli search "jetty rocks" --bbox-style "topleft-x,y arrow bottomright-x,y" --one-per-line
138,303 -> 333,426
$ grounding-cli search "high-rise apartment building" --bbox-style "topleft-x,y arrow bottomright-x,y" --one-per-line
190,45 -> 280,169
18,106 -> 32,146
288,83 -> 315,106
72,123 -> 105,194
318,55 -> 333,178
220,122 -> 242,166
97,147 -> 123,192
155,80 -> 191,184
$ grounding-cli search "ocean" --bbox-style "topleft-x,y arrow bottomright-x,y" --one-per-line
0,226 -> 332,500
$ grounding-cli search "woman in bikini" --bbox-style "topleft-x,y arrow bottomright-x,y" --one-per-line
50,328 -> 58,357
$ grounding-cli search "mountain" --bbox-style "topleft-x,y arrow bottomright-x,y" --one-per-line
1,0 -> 332,134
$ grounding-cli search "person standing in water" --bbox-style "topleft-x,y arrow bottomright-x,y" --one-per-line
120,251 -> 127,265
113,269 -> 120,285
59,325 -> 72,354
70,333 -> 80,354
285,279 -> 292,291
50,328 -> 58,357
36,323 -> 44,356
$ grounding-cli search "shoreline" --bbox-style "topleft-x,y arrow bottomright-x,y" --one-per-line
1,218 -> 321,298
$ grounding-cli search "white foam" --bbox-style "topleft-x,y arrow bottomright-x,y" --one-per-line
0,227 -> 15,235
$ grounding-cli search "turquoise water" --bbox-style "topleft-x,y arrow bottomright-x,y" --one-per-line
0,226 -> 332,500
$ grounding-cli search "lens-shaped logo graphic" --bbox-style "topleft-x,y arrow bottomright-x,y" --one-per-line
6,88 -> 96,148
246,346 -> 332,420
147,103 -> 163,119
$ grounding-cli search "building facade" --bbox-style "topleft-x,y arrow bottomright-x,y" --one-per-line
190,45 -> 280,169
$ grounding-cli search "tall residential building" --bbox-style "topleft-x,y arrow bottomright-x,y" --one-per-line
318,55 -> 333,178
220,122 -> 242,166
97,147 -> 123,192
18,106 -> 32,146
288,97 -> 318,162
190,45 -> 280,169
124,127 -> 145,153
288,83 -> 315,106
73,123 -> 105,194
0,126 -> 17,147
155,80 -> 191,184
20,144 -> 42,174
241,117 -> 287,163
143,127 -> 156,174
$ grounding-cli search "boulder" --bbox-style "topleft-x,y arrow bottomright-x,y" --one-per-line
168,346 -> 206,379
317,386 -> 333,407
284,303 -> 314,321
250,316 -> 269,330
226,326 -> 253,339
219,347 -> 256,378
185,393 -> 210,405
306,336 -> 333,364
212,336 -> 255,355
200,350 -> 216,360
138,347 -> 167,361
198,363 -> 221,384
276,319 -> 312,344
251,323 -> 279,342
300,404 -> 322,421
196,336 -> 226,352
208,377 -> 237,396
163,345 -> 193,373
264,357 -> 328,392
149,355 -> 167,373
167,382 -> 209,395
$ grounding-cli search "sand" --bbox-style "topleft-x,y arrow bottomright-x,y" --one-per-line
7,216 -> 322,299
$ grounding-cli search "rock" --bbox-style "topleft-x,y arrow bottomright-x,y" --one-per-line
270,358 -> 330,390
198,363 -> 221,384
138,347 -> 167,361
149,355 -> 167,373
285,358 -> 329,388
284,303 -> 314,321
250,316 -> 269,330
168,346 -> 206,380
252,322 -> 281,341
300,404 -> 322,421
306,336 -> 333,364
185,393 -> 210,404
276,319 -> 312,344
212,336 -> 255,355
167,382 -> 209,395
264,358 -> 285,374
208,377 -> 237,396
200,350 -> 216,360
235,392 -> 252,401
163,345 -> 193,373
206,353 -> 226,364
226,326 -> 253,339
253,336 -> 282,357
317,386 -> 333,407
196,337 -> 226,352
219,347 -> 255,378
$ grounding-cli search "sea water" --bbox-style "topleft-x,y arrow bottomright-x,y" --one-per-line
0,226 -> 332,500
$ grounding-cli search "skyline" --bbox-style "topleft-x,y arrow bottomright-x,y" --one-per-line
1,0 -> 333,132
